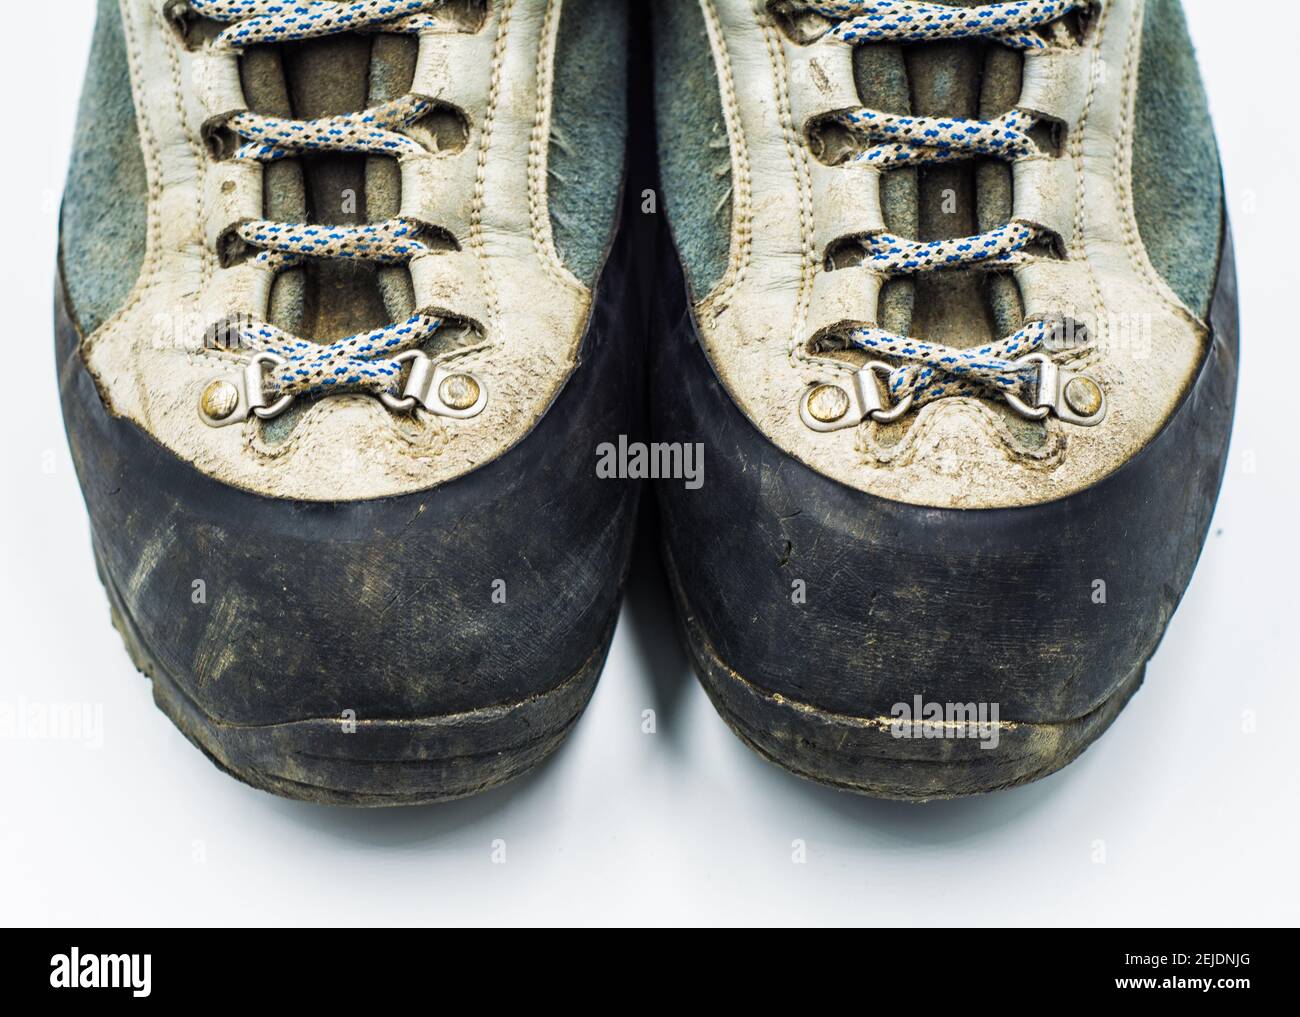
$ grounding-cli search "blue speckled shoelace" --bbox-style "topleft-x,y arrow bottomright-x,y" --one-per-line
190,0 -> 451,403
791,0 -> 1086,407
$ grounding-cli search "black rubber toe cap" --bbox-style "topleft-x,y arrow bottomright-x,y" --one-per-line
57,249 -> 642,730
654,228 -> 1238,726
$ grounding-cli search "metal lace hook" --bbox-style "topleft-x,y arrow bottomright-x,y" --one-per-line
198,352 -> 295,428
379,350 -> 488,419
1003,352 -> 1106,426
799,361 -> 915,432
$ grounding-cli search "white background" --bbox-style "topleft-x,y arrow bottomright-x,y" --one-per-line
2,1 -> 1296,927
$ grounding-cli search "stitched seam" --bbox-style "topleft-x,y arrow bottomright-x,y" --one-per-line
242,397 -> 450,463
164,9 -> 211,297
469,0 -> 512,332
1069,0 -> 1111,351
698,0 -> 753,316
757,10 -> 817,372
527,0 -> 585,295
859,400 -> 1068,471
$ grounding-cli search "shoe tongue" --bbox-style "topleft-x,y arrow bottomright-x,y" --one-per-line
851,0 -> 1023,348
239,33 -> 418,344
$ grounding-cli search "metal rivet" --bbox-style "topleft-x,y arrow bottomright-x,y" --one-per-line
200,380 -> 240,421
806,383 -> 850,423
1064,376 -> 1103,418
438,374 -> 480,411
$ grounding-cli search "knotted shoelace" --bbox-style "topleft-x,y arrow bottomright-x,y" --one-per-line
791,0 -> 1086,407
192,0 -> 451,401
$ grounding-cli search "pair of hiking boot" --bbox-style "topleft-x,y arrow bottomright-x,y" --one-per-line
57,0 -> 1236,804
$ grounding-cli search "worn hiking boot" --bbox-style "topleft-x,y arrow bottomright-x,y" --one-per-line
653,0 -> 1237,798
57,0 -> 635,804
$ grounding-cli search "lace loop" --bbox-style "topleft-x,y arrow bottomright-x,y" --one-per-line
232,218 -> 433,270
800,0 -> 1084,50
242,314 -> 444,399
831,108 -> 1039,167
191,0 -> 448,50
219,94 -> 434,162
862,222 -> 1037,275
846,320 -> 1050,404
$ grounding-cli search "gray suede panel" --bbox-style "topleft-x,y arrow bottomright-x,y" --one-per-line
1133,0 -> 1222,319
61,0 -> 148,336
548,0 -> 629,285
653,0 -> 733,299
